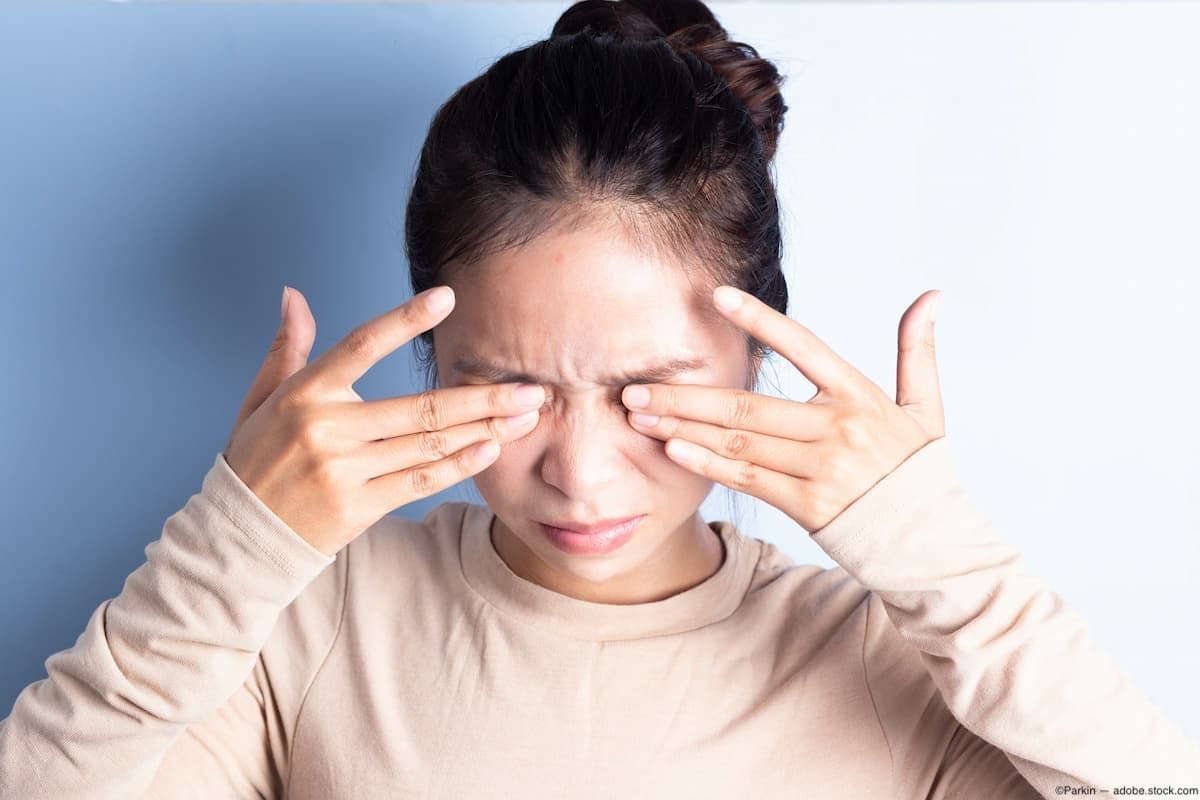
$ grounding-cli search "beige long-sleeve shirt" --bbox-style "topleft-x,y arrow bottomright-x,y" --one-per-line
2,436 -> 1197,798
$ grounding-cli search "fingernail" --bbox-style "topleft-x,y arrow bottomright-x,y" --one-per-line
714,286 -> 743,312
931,292 -> 942,323
623,385 -> 650,408
514,384 -> 545,407
425,286 -> 454,313
472,440 -> 500,464
666,439 -> 700,463
280,285 -> 290,322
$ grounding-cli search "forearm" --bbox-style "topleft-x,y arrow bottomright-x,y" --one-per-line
813,437 -> 1200,794
0,452 -> 333,800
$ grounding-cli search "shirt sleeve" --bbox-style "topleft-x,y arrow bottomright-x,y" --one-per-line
809,436 -> 1200,797
143,668 -> 279,799
928,720 -> 1046,798
858,587 -> 1043,798
0,451 -> 336,800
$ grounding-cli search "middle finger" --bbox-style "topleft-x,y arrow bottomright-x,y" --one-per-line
354,406 -> 541,481
336,382 -> 546,442
621,383 -> 834,442
628,410 -> 825,479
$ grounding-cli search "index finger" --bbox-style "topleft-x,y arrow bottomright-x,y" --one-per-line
337,380 -> 547,442
713,286 -> 867,397
307,286 -> 455,392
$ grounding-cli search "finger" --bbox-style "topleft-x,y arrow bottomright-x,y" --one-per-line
354,407 -> 540,480
712,285 -> 871,397
228,286 -> 317,446
361,428 -> 506,515
620,382 -> 835,441
657,434 -> 806,519
331,381 -> 547,442
895,289 -> 946,436
628,411 -> 824,479
305,286 -> 456,394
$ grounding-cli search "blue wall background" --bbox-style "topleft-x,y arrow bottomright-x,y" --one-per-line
0,2 -> 571,714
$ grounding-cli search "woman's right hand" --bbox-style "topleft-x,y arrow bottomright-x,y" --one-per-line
222,285 -> 544,556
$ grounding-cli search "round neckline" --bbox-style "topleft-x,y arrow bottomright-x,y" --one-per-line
459,504 -> 759,641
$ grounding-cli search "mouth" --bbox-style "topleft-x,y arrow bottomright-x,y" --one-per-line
538,515 -> 645,556
539,515 -> 643,535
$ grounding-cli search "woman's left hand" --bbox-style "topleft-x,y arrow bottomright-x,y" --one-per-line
621,285 -> 947,534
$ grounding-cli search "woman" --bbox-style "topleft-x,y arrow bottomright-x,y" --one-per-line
2,1 -> 1197,797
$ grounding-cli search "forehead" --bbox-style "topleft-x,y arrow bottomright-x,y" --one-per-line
434,223 -> 738,387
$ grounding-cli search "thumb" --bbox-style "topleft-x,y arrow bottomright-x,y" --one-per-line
227,286 -> 317,448
895,289 -> 946,438
266,285 -> 316,382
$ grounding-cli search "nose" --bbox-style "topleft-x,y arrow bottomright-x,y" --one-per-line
536,402 -> 639,498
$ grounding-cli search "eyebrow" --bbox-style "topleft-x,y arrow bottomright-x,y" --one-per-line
451,354 -> 712,387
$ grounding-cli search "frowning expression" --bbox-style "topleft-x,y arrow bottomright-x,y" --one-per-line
432,222 -> 753,596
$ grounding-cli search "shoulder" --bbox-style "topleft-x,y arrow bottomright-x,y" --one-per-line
740,532 -> 874,630
325,501 -> 486,638
736,531 -> 940,706
340,499 -> 475,587
262,501 -> 479,677
276,501 -> 476,634
742,534 -> 929,667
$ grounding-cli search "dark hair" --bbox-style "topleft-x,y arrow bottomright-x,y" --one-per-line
404,0 -> 790,398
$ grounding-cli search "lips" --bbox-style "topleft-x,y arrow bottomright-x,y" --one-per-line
539,515 -> 642,535
540,516 -> 644,556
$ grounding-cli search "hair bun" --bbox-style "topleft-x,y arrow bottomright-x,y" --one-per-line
552,0 -> 788,161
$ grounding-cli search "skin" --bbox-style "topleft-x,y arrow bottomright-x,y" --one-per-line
619,284 -> 944,538
226,218 -> 939,584
432,223 -> 760,605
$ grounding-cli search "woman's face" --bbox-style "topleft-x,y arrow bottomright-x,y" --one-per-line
433,224 -> 754,603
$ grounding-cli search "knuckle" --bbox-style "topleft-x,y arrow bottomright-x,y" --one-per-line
732,459 -> 758,492
721,429 -> 751,458
341,325 -> 380,362
311,454 -> 346,493
410,390 -> 443,432
292,407 -> 332,448
415,429 -> 451,460
484,416 -> 507,439
490,383 -> 512,410
407,464 -> 436,495
657,387 -> 677,417
839,416 -> 872,449
725,390 -> 755,429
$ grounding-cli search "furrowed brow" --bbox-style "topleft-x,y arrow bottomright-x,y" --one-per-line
451,355 -> 712,387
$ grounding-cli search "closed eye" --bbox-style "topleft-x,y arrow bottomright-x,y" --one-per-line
525,390 -> 631,411
461,384 -> 640,412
